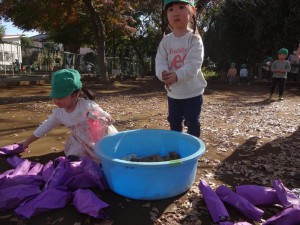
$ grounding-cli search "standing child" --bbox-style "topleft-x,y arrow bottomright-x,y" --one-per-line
227,63 -> 237,85
287,49 -> 299,82
19,69 -> 117,162
269,48 -> 291,101
239,64 -> 248,85
155,0 -> 207,138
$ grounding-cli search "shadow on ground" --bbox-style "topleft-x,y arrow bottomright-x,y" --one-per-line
208,127 -> 300,223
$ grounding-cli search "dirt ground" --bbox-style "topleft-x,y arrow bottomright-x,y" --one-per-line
0,77 -> 299,225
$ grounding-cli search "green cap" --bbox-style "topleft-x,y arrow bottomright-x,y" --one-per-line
241,64 -> 247,69
163,0 -> 194,9
50,69 -> 82,98
278,48 -> 288,56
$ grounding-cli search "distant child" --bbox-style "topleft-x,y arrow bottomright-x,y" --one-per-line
287,49 -> 299,82
227,63 -> 237,85
269,48 -> 291,100
261,57 -> 273,81
155,0 -> 207,138
19,69 -> 117,162
239,64 -> 248,85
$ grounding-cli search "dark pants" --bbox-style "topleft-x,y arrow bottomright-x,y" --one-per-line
270,78 -> 286,97
262,69 -> 271,81
167,95 -> 203,138
240,77 -> 248,85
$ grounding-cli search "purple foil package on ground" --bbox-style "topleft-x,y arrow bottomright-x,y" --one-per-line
220,222 -> 252,225
0,184 -> 40,211
235,185 -> 280,206
272,179 -> 300,209
73,189 -> 109,219
62,158 -> 97,190
6,156 -> 24,168
0,175 -> 43,190
0,144 -> 26,155
41,160 -> 54,182
0,155 -> 108,219
43,158 -> 71,190
15,188 -> 72,218
0,169 -> 14,179
216,185 -> 264,221
81,156 -> 108,191
27,163 -> 43,176
198,180 -> 230,223
11,159 -> 32,176
263,207 -> 300,225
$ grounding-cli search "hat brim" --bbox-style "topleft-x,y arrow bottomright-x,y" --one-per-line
50,90 -> 73,98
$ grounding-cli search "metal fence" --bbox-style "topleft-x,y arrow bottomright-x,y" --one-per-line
0,41 -> 146,79
0,41 -> 59,76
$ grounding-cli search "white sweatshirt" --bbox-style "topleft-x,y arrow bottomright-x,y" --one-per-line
33,98 -> 117,161
155,31 -> 207,99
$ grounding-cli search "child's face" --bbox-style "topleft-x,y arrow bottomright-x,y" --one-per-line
52,93 -> 78,109
167,3 -> 195,32
278,53 -> 287,60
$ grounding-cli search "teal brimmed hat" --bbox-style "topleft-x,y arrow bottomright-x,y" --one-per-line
278,48 -> 288,56
164,0 -> 195,9
241,64 -> 247,69
50,69 -> 82,98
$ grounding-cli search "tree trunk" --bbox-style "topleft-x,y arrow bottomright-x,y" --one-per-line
83,0 -> 107,82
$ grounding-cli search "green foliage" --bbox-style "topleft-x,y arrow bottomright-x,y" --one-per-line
83,52 -> 97,64
202,67 -> 219,80
21,37 -> 34,47
3,0 -> 300,78
0,24 -> 4,36
203,0 -> 300,73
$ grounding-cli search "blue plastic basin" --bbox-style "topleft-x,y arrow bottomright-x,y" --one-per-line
94,129 -> 205,200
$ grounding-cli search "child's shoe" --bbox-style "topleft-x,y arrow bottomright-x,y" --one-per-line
278,96 -> 284,101
268,94 -> 273,99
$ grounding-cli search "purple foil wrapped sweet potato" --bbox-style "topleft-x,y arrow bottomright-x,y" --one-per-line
235,185 -> 280,206
0,184 -> 40,211
272,179 -> 300,209
263,207 -> 300,225
73,189 -> 109,219
15,188 -> 72,219
198,180 -> 230,223
216,185 -> 264,221
0,144 -> 26,155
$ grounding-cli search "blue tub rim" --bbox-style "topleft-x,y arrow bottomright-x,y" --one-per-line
95,129 -> 206,167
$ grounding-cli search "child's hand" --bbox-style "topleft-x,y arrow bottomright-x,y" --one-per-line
162,70 -> 170,81
100,116 -> 115,126
106,116 -> 115,126
163,72 -> 178,86
274,69 -> 285,74
18,141 -> 29,151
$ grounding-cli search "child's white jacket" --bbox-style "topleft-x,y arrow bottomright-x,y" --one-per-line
155,30 -> 207,99
33,98 -> 117,162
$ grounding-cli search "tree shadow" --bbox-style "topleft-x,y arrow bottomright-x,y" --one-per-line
0,96 -> 51,105
215,127 -> 300,187
206,127 -> 300,223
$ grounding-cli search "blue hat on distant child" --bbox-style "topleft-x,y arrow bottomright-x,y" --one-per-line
241,64 -> 247,69
163,0 -> 195,9
50,69 -> 82,98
